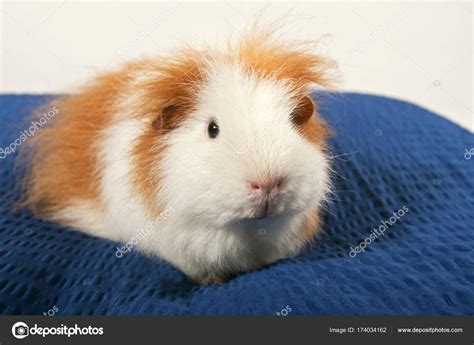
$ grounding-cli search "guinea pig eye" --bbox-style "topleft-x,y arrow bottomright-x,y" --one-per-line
208,120 -> 219,138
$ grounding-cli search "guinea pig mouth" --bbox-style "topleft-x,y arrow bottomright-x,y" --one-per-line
248,199 -> 280,220
255,200 -> 270,219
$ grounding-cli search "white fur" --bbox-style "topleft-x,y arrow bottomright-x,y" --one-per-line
62,61 -> 331,281
53,199 -> 105,233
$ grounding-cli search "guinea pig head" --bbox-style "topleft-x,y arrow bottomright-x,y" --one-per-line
131,34 -> 334,233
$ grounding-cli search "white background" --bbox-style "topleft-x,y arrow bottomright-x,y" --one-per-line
1,0 -> 472,131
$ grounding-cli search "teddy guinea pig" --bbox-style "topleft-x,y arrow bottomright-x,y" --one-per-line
21,29 -> 335,284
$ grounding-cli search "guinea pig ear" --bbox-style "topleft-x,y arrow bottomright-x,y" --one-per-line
291,95 -> 316,126
152,103 -> 183,130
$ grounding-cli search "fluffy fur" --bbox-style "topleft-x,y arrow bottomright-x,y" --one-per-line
21,29 -> 335,283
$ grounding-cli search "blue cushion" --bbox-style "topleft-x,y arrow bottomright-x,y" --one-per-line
0,93 -> 472,315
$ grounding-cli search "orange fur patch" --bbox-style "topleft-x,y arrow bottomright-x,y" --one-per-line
20,59 -> 154,218
302,208 -> 323,243
129,51 -> 207,216
236,30 -> 336,93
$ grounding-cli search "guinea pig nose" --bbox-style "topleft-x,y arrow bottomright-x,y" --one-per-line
248,177 -> 285,194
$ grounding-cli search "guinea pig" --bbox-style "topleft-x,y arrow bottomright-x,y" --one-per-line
21,29 -> 335,284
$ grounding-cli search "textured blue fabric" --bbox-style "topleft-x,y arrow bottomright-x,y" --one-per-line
0,93 -> 473,316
